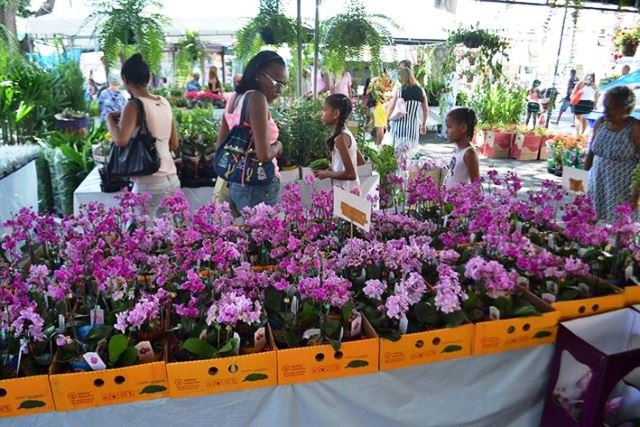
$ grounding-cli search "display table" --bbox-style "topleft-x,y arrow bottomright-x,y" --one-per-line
73,167 -> 215,215
9,345 -> 552,427
73,167 -> 381,214
0,159 -> 38,235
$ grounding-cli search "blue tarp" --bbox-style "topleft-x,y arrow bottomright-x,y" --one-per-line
598,70 -> 640,93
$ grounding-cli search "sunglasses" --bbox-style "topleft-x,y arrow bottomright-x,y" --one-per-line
262,72 -> 287,89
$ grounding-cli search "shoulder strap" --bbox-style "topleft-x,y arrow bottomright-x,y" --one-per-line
239,91 -> 252,125
132,98 -> 149,134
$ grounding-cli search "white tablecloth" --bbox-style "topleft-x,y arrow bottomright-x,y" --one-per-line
8,345 -> 553,427
73,168 -> 215,215
0,159 -> 38,235
73,167 -> 381,214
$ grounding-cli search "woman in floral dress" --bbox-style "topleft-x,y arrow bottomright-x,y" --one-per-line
586,86 -> 640,222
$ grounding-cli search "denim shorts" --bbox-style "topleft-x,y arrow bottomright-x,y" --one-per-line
229,177 -> 280,212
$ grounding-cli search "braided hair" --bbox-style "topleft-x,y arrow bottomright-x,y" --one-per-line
324,94 -> 353,151
447,107 -> 477,139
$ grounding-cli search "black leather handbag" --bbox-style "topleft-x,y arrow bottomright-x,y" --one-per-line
107,98 -> 161,177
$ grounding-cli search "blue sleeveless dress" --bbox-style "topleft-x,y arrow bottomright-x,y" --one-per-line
587,120 -> 640,222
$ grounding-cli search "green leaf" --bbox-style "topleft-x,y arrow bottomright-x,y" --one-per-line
413,302 -> 440,326
327,337 -> 342,353
533,330 -> 552,339
139,385 -> 167,394
18,400 -> 46,410
182,338 -> 215,359
218,337 -> 238,356
508,305 -> 541,318
284,330 -> 300,348
558,288 -> 581,301
86,325 -> 114,342
32,352 -> 52,366
342,301 -> 355,323
346,359 -> 369,369
243,373 -> 269,382
441,345 -> 463,353
324,316 -> 341,337
443,311 -> 466,328
108,334 -> 129,364
115,346 -> 138,367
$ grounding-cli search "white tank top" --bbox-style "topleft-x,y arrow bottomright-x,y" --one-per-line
445,146 -> 474,189
580,85 -> 596,102
331,129 -> 361,196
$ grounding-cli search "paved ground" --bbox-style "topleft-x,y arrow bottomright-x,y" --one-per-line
417,113 -> 582,194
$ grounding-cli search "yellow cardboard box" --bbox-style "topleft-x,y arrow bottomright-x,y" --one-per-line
473,290 -> 559,356
165,327 -> 278,399
624,284 -> 640,306
276,318 -> 379,385
49,361 -> 168,411
551,281 -> 625,321
379,323 -> 474,371
0,375 -> 55,418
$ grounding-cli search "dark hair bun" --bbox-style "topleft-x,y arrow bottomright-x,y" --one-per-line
129,53 -> 144,62
121,53 -> 151,87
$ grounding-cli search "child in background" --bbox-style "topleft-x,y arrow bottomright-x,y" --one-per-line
314,94 -> 365,196
444,107 -> 480,189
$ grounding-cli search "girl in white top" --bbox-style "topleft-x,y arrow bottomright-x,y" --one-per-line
106,54 -> 179,217
573,73 -> 599,136
444,108 -> 480,189
314,94 -> 365,196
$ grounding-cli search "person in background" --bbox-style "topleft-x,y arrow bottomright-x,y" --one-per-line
308,68 -> 332,97
370,71 -> 392,146
234,74 -> 243,90
106,54 -> 179,217
622,65 -> 631,76
553,69 -> 579,125
525,79 -> 542,129
98,75 -> 127,121
216,51 -> 285,211
586,86 -> 640,222
208,66 -> 222,94
186,72 -> 201,92
398,59 -> 413,71
387,67 -> 428,164
314,94 -> 365,196
333,70 -> 353,97
573,73 -> 598,136
302,68 -> 312,98
444,107 -> 480,189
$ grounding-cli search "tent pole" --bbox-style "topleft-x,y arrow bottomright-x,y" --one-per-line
313,0 -> 320,98
546,6 -> 568,129
297,0 -> 303,97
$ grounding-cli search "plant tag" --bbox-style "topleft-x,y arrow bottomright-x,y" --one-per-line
578,283 -> 590,297
489,306 -> 501,320
515,222 -> 523,234
291,296 -> 299,314
547,234 -> 556,250
625,265 -> 633,282
90,307 -> 105,326
398,315 -> 408,334
338,327 -> 344,343
547,281 -> 559,295
83,352 -> 107,371
578,248 -> 588,258
16,339 -> 27,377
233,332 -> 241,356
541,293 -> 557,303
135,341 -> 155,363
199,329 -> 207,340
58,314 -> 65,330
302,328 -> 321,341
254,327 -> 266,348
443,215 -> 450,228
470,233 -> 478,243
350,311 -> 362,338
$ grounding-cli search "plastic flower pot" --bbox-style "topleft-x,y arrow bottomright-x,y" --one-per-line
622,41 -> 638,57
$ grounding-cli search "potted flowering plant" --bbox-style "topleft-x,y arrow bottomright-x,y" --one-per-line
614,27 -> 640,57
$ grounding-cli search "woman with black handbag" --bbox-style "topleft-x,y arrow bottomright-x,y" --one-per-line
106,54 -> 179,217
215,51 -> 285,211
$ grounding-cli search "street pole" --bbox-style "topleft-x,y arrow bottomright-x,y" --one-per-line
547,6 -> 568,128
313,0 -> 320,98
297,0 -> 303,98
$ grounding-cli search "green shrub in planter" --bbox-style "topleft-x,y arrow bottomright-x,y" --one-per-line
278,99 -> 331,167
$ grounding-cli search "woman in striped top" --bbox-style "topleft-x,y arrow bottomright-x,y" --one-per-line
387,67 -> 429,167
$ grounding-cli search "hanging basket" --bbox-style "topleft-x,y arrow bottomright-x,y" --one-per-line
463,35 -> 482,49
622,41 -> 639,57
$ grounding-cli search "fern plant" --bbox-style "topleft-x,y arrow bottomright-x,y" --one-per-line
85,0 -> 168,73
235,0 -> 296,62
175,31 -> 208,83
322,0 -> 395,75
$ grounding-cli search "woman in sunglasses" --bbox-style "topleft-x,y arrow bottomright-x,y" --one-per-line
216,50 -> 286,211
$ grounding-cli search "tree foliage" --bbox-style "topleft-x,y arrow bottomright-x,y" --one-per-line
175,31 -> 208,82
